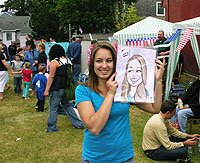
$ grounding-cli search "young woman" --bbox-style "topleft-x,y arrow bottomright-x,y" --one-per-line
75,42 -> 165,163
44,44 -> 83,132
0,44 -> 11,100
121,54 -> 148,102
36,42 -> 47,66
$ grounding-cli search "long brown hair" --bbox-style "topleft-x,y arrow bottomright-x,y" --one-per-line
82,41 -> 116,93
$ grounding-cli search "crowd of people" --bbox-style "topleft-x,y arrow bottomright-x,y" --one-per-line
0,31 -> 200,162
0,34 -> 83,129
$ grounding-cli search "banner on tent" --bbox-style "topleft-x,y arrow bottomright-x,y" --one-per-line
164,29 -> 182,44
114,45 -> 156,103
176,28 -> 193,52
126,37 -> 157,47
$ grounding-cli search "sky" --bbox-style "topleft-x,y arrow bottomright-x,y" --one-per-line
0,0 -> 6,12
0,0 -> 6,5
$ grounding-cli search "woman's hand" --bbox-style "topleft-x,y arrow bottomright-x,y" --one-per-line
155,58 -> 165,81
106,72 -> 118,96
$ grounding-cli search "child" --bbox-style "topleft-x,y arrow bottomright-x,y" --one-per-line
32,64 -> 47,112
11,54 -> 23,95
21,62 -> 32,100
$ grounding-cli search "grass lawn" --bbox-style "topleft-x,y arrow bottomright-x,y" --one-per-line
0,73 -> 199,162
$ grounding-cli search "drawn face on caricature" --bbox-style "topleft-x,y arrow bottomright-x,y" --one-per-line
126,59 -> 142,87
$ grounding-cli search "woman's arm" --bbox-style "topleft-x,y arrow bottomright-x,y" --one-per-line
136,59 -> 165,113
77,73 -> 118,135
44,60 -> 59,96
1,59 -> 12,71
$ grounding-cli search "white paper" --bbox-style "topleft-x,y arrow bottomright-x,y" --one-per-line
114,45 -> 157,103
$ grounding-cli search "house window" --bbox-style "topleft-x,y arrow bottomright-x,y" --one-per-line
6,32 -> 12,41
156,2 -> 165,16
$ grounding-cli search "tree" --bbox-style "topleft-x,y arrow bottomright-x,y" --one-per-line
1,0 -> 139,39
115,2 -> 140,31
29,0 -> 65,41
55,0 -> 116,34
1,0 -> 32,16
1,0 -> 65,41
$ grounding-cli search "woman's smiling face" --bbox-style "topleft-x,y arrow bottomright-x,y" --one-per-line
126,59 -> 142,87
94,48 -> 114,81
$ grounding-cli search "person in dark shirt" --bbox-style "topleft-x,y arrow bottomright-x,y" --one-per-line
44,44 -> 83,132
154,30 -> 170,88
67,35 -> 83,85
8,41 -> 17,61
154,30 -> 170,57
0,40 -> 11,91
0,39 -> 9,61
0,43 -> 11,100
36,42 -> 47,66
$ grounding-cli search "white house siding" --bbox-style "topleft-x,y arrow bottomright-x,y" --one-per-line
81,41 -> 90,73
0,15 -> 31,47
20,35 -> 26,48
3,31 -> 16,46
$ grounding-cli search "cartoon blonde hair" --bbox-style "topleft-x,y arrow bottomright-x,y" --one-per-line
121,54 -> 147,102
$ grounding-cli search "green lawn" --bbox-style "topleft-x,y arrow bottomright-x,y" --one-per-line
0,73 -> 199,163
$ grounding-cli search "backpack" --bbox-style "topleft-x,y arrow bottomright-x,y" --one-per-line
56,58 -> 75,100
65,58 -> 73,87
65,58 -> 75,100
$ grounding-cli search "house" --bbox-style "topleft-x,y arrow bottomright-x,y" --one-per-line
162,0 -> 200,75
135,0 -> 165,19
0,13 -> 32,47
162,0 -> 200,22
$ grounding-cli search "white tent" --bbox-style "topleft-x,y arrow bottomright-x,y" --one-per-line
113,16 -> 173,45
165,16 -> 200,100
173,17 -> 200,35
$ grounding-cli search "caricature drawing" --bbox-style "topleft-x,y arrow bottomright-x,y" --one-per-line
121,54 -> 148,102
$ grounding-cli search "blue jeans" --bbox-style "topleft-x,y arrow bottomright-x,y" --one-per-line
171,107 -> 179,123
177,108 -> 194,132
47,89 -> 83,132
81,157 -> 134,163
146,145 -> 188,161
23,82 -> 30,98
14,77 -> 22,94
73,63 -> 81,85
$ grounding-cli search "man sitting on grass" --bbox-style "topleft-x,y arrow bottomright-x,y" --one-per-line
142,100 -> 200,162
